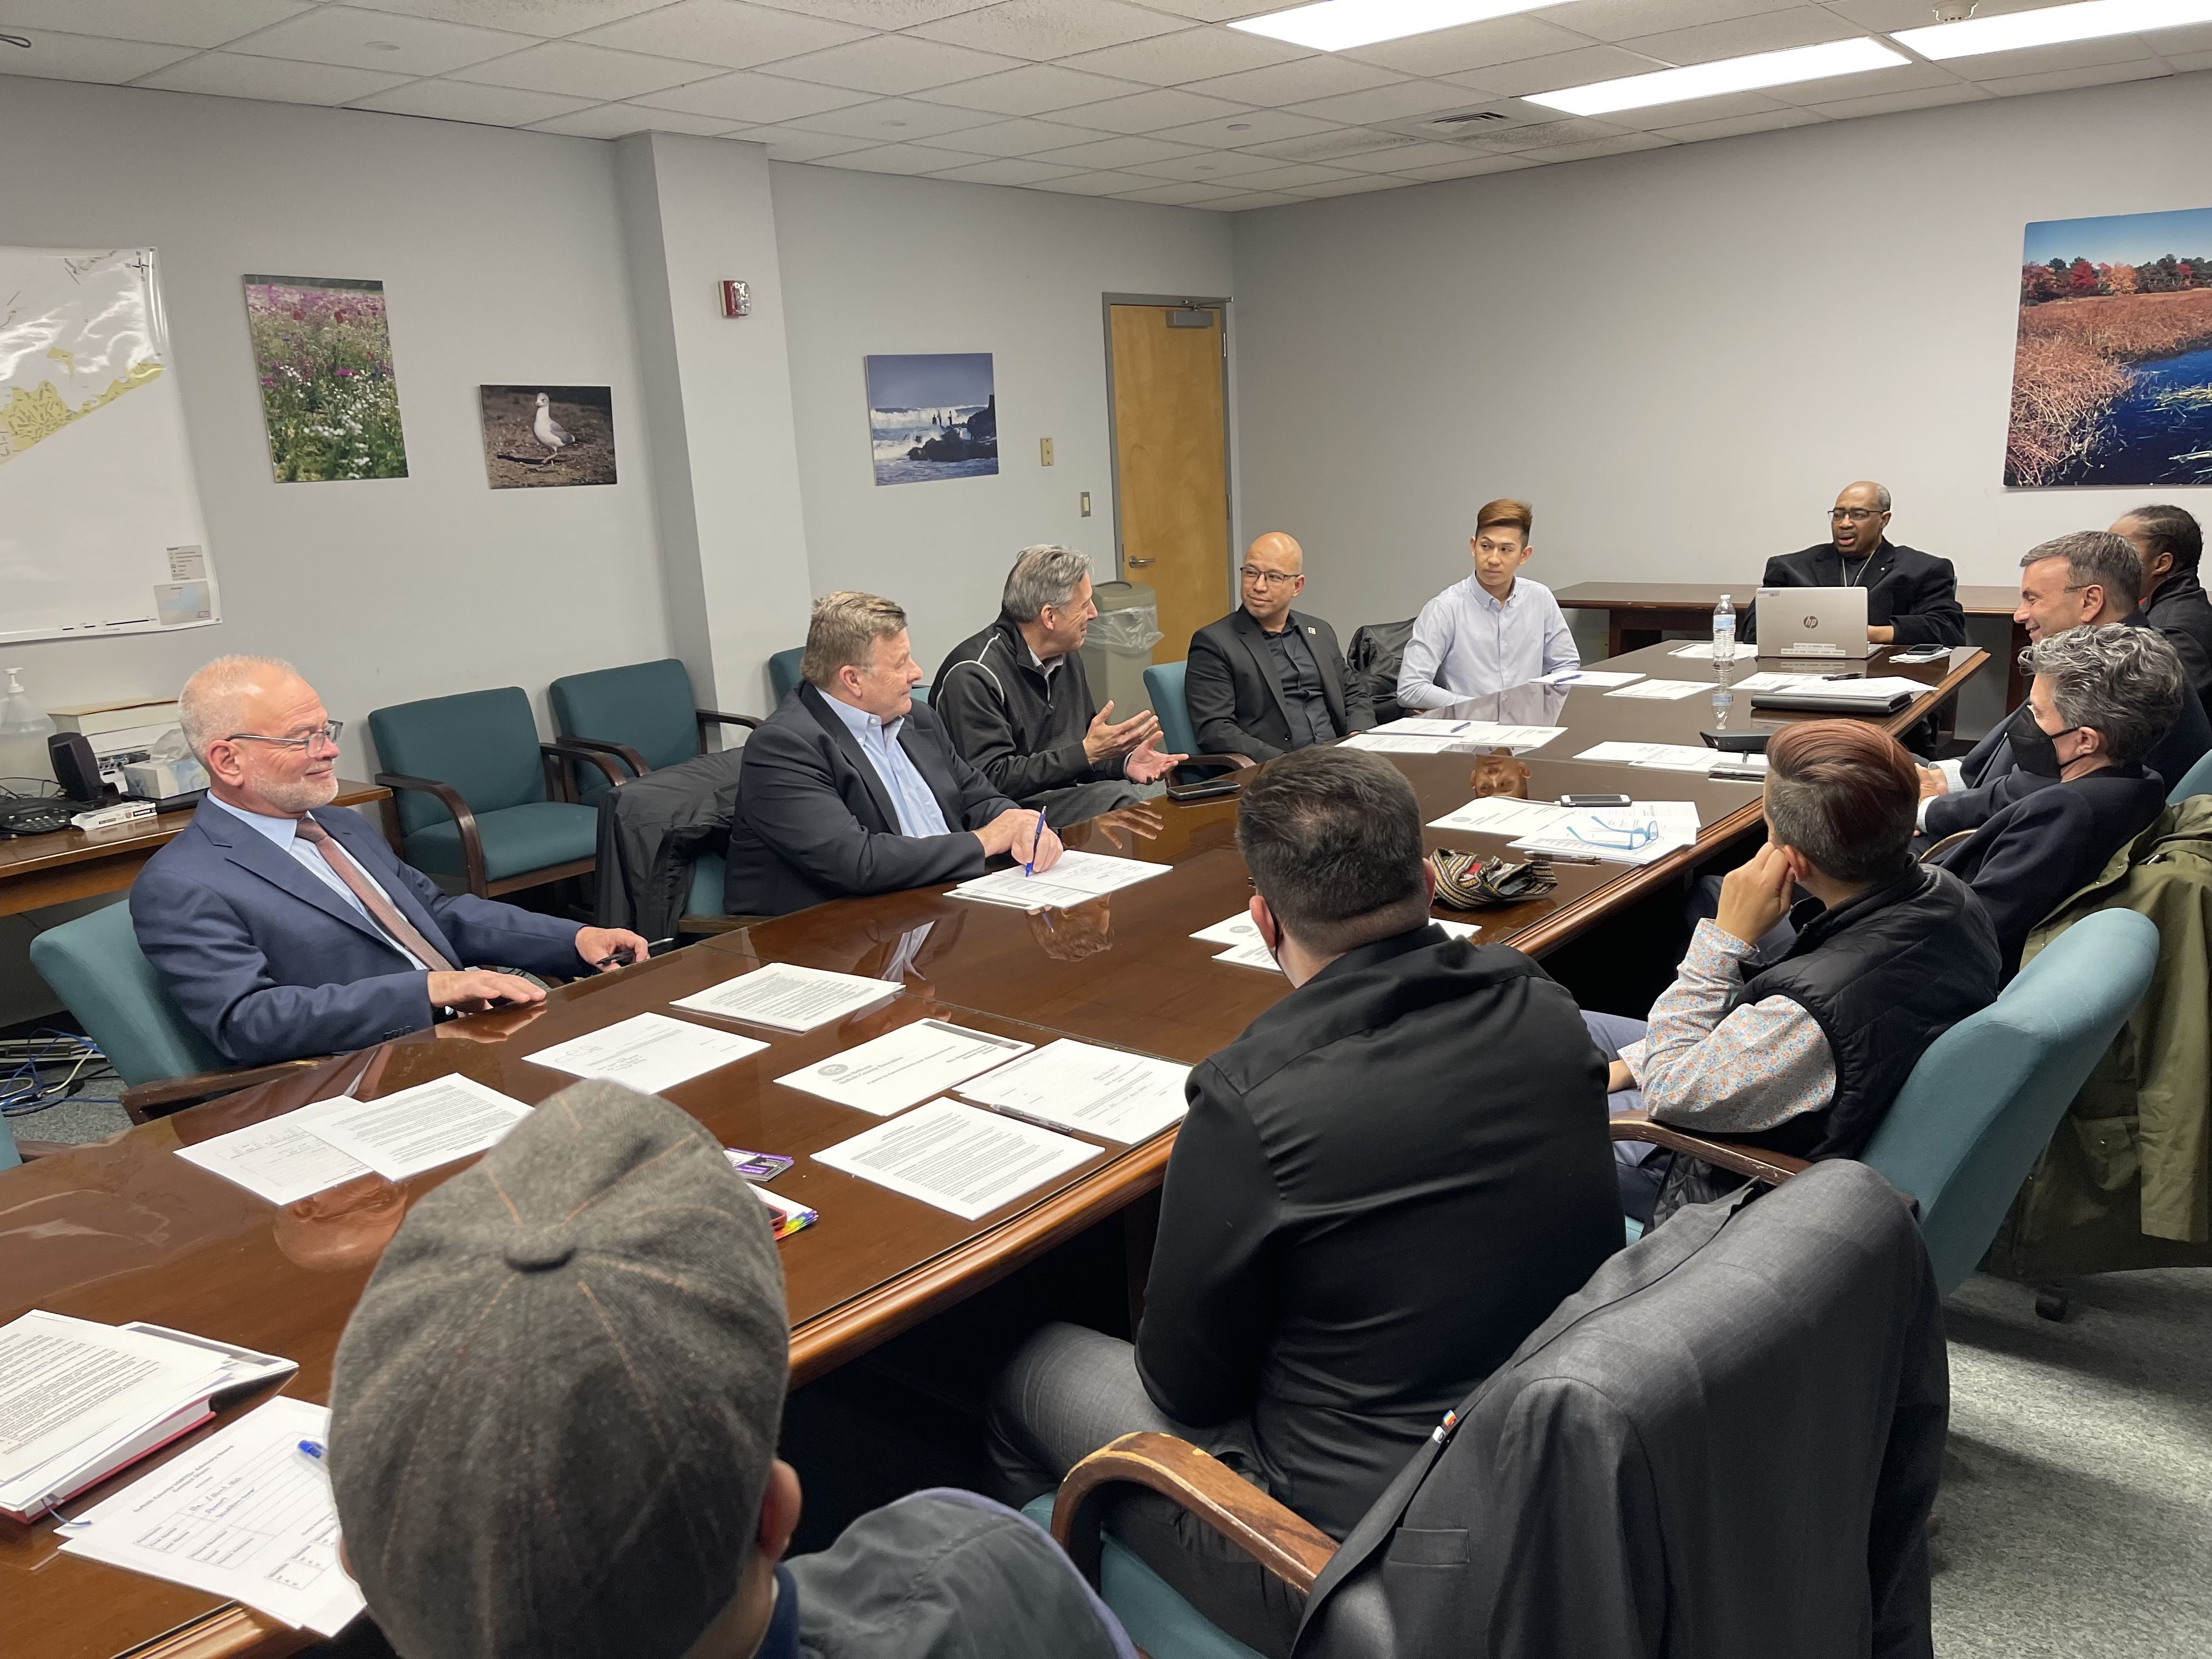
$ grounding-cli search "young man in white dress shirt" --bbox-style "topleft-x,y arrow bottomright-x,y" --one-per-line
1397,498 -> 1578,709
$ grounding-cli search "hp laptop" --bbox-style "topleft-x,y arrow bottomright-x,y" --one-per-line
1754,587 -> 1871,659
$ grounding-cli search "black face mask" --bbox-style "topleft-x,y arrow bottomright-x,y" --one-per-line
2009,701 -> 2080,777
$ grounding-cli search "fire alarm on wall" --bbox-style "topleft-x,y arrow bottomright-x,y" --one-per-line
720,280 -> 751,318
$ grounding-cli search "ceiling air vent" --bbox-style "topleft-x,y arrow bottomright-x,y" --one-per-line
1255,129 -> 1421,164
1429,110 -> 1510,125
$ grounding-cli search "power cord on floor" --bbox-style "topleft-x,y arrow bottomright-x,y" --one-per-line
1,1030 -> 119,1116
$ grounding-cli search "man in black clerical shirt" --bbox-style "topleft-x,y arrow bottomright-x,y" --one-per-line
1741,480 -> 1966,648
1184,532 -> 1374,760
985,748 -> 1621,1658
2114,503 -> 2212,714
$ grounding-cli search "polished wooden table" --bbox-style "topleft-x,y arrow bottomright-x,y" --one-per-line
0,642 -> 1985,1659
0,783 -> 391,917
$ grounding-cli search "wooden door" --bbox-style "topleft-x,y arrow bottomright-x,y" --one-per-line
1107,303 -> 1231,663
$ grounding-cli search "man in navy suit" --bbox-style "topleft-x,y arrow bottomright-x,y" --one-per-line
133,657 -> 647,1067
727,591 -> 1063,918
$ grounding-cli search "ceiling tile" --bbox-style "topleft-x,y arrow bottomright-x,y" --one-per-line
1220,161 -> 1364,188
1031,132 -> 1205,167
1052,86 -> 1252,132
1121,148 -> 1285,180
224,6 -> 534,76
746,123 -> 880,157
1286,80 -> 1486,123
1054,26 -> 1309,87
0,30 -> 196,83
1759,59 -> 1960,105
449,41 -> 720,99
1613,9 -> 1860,68
528,102 -> 747,136
1022,167 -> 1160,192
1654,105 -> 1829,140
132,51 -> 415,103
1150,106 -> 1342,146
783,94 -> 1003,137
1512,130 -> 1677,161
1804,82 -> 1990,117
1976,59 -> 2168,96
1444,45 -> 1667,99
1325,138 -> 1522,172
1945,38 -> 2158,81
348,79 -> 595,123
1530,0 -> 1807,47
910,61 -> 1144,112
1818,0 -> 2051,30
1110,178 -> 1246,204
815,141 -> 995,171
763,33 -> 1024,93
744,0 -> 995,24
1285,173 -> 1419,196
1335,14 -> 1588,77
2160,48 -> 2212,72
571,1 -> 871,69
923,154 -> 1088,182
1245,126 -> 1425,162
1113,0 -> 1278,18
1184,56 -> 1408,104
2145,21 -> 2212,54
917,115 -> 1113,153
1396,153 -> 1539,179
349,1 -> 669,33
912,0 -> 1186,60
0,0 -> 309,48
1429,112 -> 1624,149
1203,190 -> 1306,208
631,70 -> 871,120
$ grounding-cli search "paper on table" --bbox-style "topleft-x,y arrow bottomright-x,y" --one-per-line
1575,741 -> 1762,774
1604,679 -> 1707,701
1750,675 -> 1931,700
674,962 -> 901,1033
527,1012 -> 766,1094
174,1107 -> 373,1206
296,1075 -> 531,1182
1211,917 -> 1478,973
1539,669 -> 1644,687
812,1098 -> 1101,1221
947,848 -> 1170,912
775,1018 -> 1033,1116
1352,720 -> 1566,754
59,1396 -> 364,1637
1509,804 -> 1702,866
1670,642 -> 1745,661
1427,796 -> 1576,836
1341,731 -> 1462,753
1731,670 -> 1826,692
955,1039 -> 1190,1144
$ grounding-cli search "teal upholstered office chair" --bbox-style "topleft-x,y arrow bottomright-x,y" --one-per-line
769,648 -> 805,706
29,902 -> 322,1122
1144,661 -> 1199,759
369,687 -> 610,899
2166,747 -> 2212,804
549,658 -> 761,806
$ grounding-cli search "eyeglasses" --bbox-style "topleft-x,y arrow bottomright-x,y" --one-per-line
1570,817 -> 1660,851
224,720 -> 344,751
1829,507 -> 1883,523
1239,567 -> 1299,588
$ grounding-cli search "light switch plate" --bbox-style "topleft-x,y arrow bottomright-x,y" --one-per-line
1040,437 -> 1054,466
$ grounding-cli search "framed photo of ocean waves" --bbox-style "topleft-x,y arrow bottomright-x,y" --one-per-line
864,353 -> 998,486
2008,206 -> 2212,488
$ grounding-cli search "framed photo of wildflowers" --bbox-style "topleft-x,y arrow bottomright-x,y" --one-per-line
242,275 -> 409,482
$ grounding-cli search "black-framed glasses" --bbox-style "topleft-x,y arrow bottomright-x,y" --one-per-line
1830,507 -> 1883,522
224,720 -> 344,751
1239,567 -> 1299,588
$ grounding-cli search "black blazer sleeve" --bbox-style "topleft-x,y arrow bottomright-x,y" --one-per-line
1921,763 -> 2058,841
1887,555 -> 1966,649
1933,788 -> 2094,968
1185,627 -> 1282,762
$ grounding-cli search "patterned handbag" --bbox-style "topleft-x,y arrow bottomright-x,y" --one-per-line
1428,848 -> 1559,909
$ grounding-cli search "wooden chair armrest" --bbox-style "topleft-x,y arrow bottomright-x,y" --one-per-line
120,1057 -> 329,1120
557,736 -> 652,778
541,741 -> 628,804
1918,828 -> 1974,864
13,1139 -> 75,1161
698,709 -> 765,736
1608,1111 -> 1812,1186
1051,1431 -> 1337,1596
1189,752 -> 1256,770
375,772 -> 488,896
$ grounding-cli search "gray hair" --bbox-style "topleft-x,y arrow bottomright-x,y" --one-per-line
801,591 -> 906,689
1001,545 -> 1092,623
2022,531 -> 2141,612
178,654 -> 301,764
1235,747 -> 1430,955
2019,624 -> 2186,767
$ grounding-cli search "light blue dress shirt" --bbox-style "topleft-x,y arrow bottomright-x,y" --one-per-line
205,793 -> 430,969
823,696 -> 953,838
1397,575 -> 1579,709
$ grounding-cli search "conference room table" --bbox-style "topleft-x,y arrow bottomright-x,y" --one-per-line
0,641 -> 1985,1659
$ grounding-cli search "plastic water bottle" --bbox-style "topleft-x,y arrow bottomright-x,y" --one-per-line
0,667 -> 58,788
1712,594 -> 1736,664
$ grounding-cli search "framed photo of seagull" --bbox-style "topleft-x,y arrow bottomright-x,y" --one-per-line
478,385 -> 618,488
864,353 -> 998,486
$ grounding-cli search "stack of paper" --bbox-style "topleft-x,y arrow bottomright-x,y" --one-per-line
1430,797 -> 1700,839
1747,675 -> 1928,704
0,1312 -> 295,1522
1347,718 -> 1565,754
1604,679 -> 1707,701
947,848 -> 1171,912
1574,741 -> 1769,776
1508,803 -> 1703,866
776,1018 -> 1032,1116
813,1099 -> 1102,1221
675,962 -> 900,1031
58,1396 -> 364,1637
955,1039 -> 1192,1144
528,1012 -> 767,1093
1538,669 -> 1644,687
1191,911 -> 1476,972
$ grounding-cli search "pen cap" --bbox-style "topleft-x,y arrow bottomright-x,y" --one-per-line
329,1081 -> 787,1659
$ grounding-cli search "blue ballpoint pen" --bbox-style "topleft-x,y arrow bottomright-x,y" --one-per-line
297,1438 -> 328,1468
1024,810 -> 1042,876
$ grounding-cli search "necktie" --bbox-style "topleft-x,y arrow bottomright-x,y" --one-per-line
293,818 -> 456,972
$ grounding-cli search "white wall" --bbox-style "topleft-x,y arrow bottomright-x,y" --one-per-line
1233,71 -> 2212,636
770,162 -> 1235,673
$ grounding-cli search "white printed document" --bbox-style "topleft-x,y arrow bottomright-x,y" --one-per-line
776,1019 -> 1033,1116
174,1107 -> 373,1206
1431,797 -> 1701,840
947,848 -> 1169,912
1731,670 -> 1826,692
1209,916 -> 1478,973
1746,675 -> 1929,703
953,1039 -> 1190,1144
1575,742 -> 1767,776
527,1012 -> 766,1094
674,962 -> 901,1032
1539,669 -> 1644,687
1670,642 -> 1740,661
813,1098 -> 1101,1221
59,1396 -> 364,1637
1604,679 -> 1707,701
296,1075 -> 531,1181
1350,720 -> 1565,754
1508,803 -> 1703,866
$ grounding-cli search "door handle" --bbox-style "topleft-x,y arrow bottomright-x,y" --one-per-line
1127,557 -> 1156,567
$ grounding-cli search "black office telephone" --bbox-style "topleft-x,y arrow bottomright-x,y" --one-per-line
0,797 -> 85,837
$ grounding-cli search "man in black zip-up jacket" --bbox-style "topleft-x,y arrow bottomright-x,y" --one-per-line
934,545 -> 1183,823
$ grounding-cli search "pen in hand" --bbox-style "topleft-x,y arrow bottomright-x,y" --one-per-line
1024,810 -> 1042,876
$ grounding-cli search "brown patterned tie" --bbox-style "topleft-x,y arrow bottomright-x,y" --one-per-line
293,818 -> 456,972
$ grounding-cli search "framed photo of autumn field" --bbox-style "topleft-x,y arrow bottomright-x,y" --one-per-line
2007,207 -> 2212,488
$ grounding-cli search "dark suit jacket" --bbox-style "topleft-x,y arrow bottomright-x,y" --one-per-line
726,684 -> 1018,918
2146,568 -> 2212,715
1136,926 -> 1621,1539
1930,765 -> 2168,974
131,800 -> 584,1066
1740,540 -> 1965,648
1184,607 -> 1374,761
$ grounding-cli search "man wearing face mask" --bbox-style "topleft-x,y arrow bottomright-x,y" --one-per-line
1925,626 -> 2182,976
1919,531 -> 2210,825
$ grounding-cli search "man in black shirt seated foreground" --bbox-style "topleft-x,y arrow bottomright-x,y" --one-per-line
986,747 -> 1622,1658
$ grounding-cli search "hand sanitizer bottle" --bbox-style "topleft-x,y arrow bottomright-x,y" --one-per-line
0,668 -> 59,788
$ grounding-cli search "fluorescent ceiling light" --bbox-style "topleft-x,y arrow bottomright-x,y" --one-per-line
1894,0 -> 2212,60
1230,0 -> 1567,53
1526,37 -> 1908,116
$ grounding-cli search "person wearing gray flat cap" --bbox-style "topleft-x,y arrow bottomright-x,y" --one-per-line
327,1079 -> 1135,1659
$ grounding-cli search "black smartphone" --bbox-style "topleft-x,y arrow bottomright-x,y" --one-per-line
1165,760 -> 1245,802
1558,794 -> 1632,808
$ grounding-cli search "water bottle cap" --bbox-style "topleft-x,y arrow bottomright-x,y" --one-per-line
1719,594 -> 1731,603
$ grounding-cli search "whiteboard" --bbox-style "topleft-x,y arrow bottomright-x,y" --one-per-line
0,246 -> 219,645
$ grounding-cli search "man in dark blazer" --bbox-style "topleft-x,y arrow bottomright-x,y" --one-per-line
986,747 -> 1620,1658
2114,503 -> 2212,713
1928,625 -> 2181,975
1185,531 -> 1374,760
727,591 -> 1059,918
133,657 -> 645,1068
1741,481 -> 1965,648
